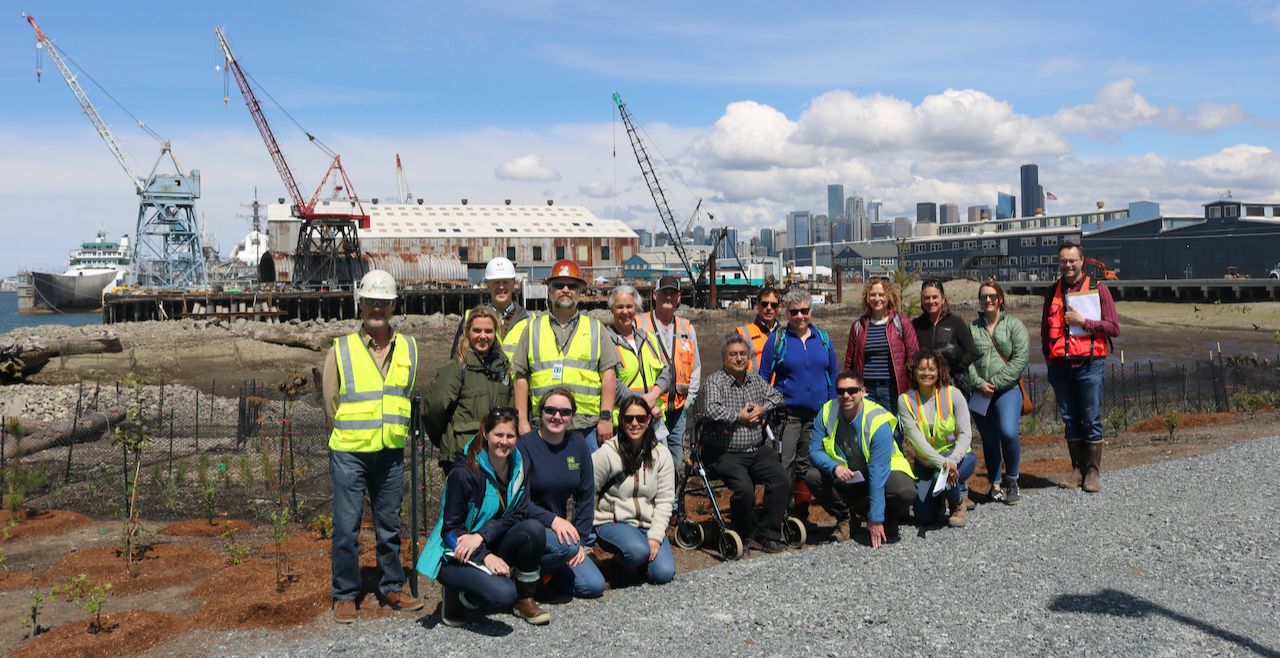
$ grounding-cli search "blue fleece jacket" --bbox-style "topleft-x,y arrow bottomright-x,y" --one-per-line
809,401 -> 895,524
517,429 -> 595,545
758,325 -> 838,414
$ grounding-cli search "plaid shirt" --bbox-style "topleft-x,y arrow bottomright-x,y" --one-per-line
702,369 -> 784,452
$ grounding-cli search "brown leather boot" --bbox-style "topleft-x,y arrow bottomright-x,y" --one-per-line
512,577 -> 550,625
1067,440 -> 1087,488
947,498 -> 967,528
833,517 -> 852,543
1082,442 -> 1103,493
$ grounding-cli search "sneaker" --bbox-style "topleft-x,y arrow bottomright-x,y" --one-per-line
1004,479 -> 1022,505
381,590 -> 425,612
989,485 -> 1006,504
333,598 -> 357,624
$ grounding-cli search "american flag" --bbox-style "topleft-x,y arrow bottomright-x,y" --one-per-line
1045,191 -> 1059,201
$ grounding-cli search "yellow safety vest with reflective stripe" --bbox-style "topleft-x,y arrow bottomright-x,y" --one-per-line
612,325 -> 666,423
502,315 -> 531,362
819,398 -> 913,476
330,332 -> 418,452
528,313 -> 603,419
901,387 -> 969,454
638,311 -> 695,409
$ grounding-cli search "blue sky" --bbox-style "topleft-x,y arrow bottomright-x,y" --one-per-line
3,0 -> 1279,272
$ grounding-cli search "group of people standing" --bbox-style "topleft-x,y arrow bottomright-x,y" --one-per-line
321,240 -> 1119,628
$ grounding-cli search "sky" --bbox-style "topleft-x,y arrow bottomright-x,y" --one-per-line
2,0 -> 1279,273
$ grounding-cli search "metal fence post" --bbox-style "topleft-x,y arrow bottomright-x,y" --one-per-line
194,385 -> 201,451
1149,361 -> 1159,415
168,409 -> 175,479
66,381 -> 83,483
1119,362 -> 1129,428
409,394 -> 421,598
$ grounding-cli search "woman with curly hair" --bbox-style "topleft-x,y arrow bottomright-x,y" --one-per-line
845,276 -> 919,415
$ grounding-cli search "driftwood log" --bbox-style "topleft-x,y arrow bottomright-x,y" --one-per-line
0,332 -> 123,382
250,327 -> 345,352
1,408 -> 126,459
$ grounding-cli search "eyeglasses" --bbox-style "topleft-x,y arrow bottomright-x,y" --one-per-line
978,293 -> 999,301
758,301 -> 780,309
788,308 -> 811,316
836,386 -> 863,396
622,414 -> 650,425
552,282 -> 581,291
542,406 -> 574,418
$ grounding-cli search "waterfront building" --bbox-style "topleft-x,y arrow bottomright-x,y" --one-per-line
833,241 -> 899,279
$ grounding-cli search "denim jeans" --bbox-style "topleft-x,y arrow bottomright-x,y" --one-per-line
1048,360 -> 1105,443
913,451 -> 977,526
664,406 -> 688,466
540,528 -> 606,598
864,378 -> 898,416
330,448 -> 406,601
973,386 -> 1024,485
435,518 -> 546,610
595,522 -> 676,584
575,427 -> 601,452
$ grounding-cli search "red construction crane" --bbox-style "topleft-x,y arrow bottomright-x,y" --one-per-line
214,27 -> 367,289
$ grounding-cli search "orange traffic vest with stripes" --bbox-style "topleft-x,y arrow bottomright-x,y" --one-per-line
735,319 -> 777,372
638,311 -> 695,409
1046,276 -> 1109,359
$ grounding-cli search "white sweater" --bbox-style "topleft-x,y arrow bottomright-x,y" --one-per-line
592,438 -> 675,544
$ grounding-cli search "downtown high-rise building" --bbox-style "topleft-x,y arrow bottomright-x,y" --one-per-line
788,210 -> 813,247
717,227 -> 738,259
916,202 -> 938,224
1020,164 -> 1044,217
940,203 -> 959,224
846,194 -> 867,242
997,192 -> 1017,219
894,216 -> 913,239
813,214 -> 831,244
867,200 -> 882,226
759,228 -> 775,255
691,225 -> 706,245
828,184 -> 845,221
967,205 -> 990,223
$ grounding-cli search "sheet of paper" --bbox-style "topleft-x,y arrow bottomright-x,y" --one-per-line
1066,290 -> 1101,336
654,420 -> 670,442
931,467 -> 948,495
444,551 -> 493,575
968,391 -> 991,416
847,470 -> 865,484
765,425 -> 778,452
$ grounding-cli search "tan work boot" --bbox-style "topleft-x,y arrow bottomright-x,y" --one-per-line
333,598 -> 357,624
512,577 -> 550,625
947,499 -> 967,528
1082,442 -> 1103,493
833,517 -> 852,543
381,589 -> 424,612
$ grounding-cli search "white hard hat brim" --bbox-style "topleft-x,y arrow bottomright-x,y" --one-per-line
358,291 -> 397,300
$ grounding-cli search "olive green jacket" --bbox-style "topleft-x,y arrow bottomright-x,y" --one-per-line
423,349 -> 514,463
968,314 -> 1030,394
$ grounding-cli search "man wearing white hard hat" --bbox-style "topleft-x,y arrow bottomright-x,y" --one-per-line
322,269 -> 424,622
450,256 -> 532,360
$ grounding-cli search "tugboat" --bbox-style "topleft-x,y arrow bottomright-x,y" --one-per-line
17,230 -> 131,314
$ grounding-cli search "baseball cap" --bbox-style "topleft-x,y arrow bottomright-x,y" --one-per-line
656,275 -> 680,291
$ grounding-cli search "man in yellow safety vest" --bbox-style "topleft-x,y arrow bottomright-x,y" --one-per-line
322,269 -> 424,622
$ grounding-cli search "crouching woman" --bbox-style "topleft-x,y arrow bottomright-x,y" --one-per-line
416,408 -> 551,627
592,396 -> 677,585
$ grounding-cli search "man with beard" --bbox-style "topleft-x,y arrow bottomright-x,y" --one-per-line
513,260 -> 620,446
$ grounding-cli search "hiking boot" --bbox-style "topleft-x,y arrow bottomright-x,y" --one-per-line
989,485 -> 1006,504
833,517 -> 852,543
1083,442 -> 1103,493
1004,478 -> 1022,505
963,495 -> 976,511
947,499 -> 967,528
332,598 -> 357,624
440,587 -> 465,627
512,578 -> 551,625
381,590 -> 424,612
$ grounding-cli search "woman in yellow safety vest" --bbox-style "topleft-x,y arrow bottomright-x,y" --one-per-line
604,285 -> 672,427
897,348 -> 976,529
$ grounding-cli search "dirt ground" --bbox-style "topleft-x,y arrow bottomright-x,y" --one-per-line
5,286 -> 1280,655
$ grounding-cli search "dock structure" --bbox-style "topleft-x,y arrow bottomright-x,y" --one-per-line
1002,278 -> 1280,302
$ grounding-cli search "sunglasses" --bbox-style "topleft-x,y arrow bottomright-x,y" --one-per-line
490,407 -> 518,420
552,281 -> 581,291
622,414 -> 650,425
363,298 -> 393,308
788,308 -> 811,316
758,301 -> 780,309
978,293 -> 999,301
542,406 -> 573,418
836,386 -> 863,396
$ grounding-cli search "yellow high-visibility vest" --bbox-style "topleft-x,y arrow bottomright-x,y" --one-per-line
612,326 -> 666,422
819,398 -> 913,477
528,314 -> 603,418
330,332 -> 418,452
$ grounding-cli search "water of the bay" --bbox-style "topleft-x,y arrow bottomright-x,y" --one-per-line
0,292 -> 101,335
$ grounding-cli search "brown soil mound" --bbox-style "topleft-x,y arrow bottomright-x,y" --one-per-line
159,518 -> 254,537
46,543 -> 223,596
0,509 -> 93,541
190,556 -> 331,629
10,609 -> 184,658
280,530 -> 330,557
0,570 -> 35,592
1131,412 -> 1237,433
1021,434 -> 1061,447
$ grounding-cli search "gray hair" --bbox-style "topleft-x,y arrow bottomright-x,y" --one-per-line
722,333 -> 750,358
781,288 -> 810,308
609,284 -> 644,311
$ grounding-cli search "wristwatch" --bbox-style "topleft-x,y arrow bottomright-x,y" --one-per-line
598,410 -> 613,421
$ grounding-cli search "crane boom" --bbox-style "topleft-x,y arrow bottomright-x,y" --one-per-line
395,154 -> 413,203
214,27 -> 305,212
612,92 -> 697,286
27,15 -> 142,193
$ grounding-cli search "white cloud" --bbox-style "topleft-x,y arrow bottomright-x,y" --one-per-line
1051,79 -> 1251,137
578,181 -> 615,198
494,154 -> 561,182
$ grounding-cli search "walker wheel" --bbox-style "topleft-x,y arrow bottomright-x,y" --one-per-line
674,519 -> 704,549
720,529 -> 744,561
783,516 -> 807,548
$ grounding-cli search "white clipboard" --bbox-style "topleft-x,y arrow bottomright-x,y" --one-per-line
1066,290 -> 1101,337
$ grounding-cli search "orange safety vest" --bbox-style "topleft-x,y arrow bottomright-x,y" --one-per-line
638,311 -> 696,409
735,319 -> 775,372
1047,275 -> 1109,360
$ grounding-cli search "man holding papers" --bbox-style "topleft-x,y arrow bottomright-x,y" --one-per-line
807,371 -> 915,547
1041,242 -> 1120,493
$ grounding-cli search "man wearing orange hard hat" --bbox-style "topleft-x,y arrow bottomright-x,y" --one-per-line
513,259 -> 620,447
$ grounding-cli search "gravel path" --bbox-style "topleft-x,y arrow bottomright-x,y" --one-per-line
214,437 -> 1280,657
